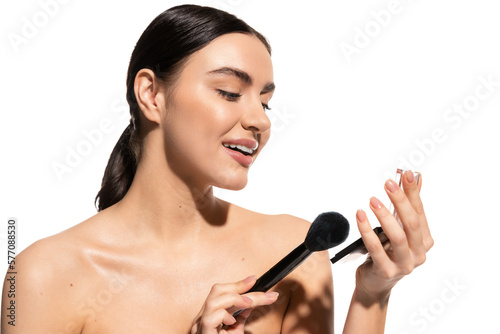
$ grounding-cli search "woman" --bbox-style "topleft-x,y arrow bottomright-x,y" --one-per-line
1,5 -> 433,333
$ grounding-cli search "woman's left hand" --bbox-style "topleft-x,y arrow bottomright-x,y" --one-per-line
355,170 -> 434,301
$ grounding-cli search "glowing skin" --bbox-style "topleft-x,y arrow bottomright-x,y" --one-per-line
153,33 -> 274,191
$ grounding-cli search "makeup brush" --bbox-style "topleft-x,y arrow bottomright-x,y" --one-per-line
232,212 -> 349,318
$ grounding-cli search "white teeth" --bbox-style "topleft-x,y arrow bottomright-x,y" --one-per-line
223,143 -> 255,155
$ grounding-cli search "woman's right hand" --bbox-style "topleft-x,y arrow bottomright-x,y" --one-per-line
190,275 -> 279,334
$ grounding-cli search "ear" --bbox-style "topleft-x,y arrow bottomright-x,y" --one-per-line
134,69 -> 165,125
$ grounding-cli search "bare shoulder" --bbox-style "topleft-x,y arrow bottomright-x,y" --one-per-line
265,212 -> 312,235
228,202 -> 311,249
260,213 -> 311,244
227,204 -> 334,332
225,202 -> 327,269
1,216 -> 100,333
250,211 -> 332,283
226,201 -> 331,279
12,213 -> 102,281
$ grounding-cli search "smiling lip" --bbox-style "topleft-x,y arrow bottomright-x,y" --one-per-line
222,138 -> 258,167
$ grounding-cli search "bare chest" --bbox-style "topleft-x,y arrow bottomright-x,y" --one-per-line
79,251 -> 288,333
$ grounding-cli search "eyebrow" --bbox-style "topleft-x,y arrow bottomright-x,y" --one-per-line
207,67 -> 275,94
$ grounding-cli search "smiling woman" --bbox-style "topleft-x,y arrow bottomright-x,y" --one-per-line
1,4 -> 432,334
135,32 -> 275,188
94,6 -> 274,210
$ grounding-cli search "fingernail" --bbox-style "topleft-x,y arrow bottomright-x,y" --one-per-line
265,292 -> 279,299
356,209 -> 367,222
244,275 -> 256,284
370,197 -> 383,209
385,179 -> 399,193
406,170 -> 415,183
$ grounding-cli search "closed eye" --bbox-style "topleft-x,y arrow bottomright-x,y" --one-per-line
217,89 -> 271,111
216,89 -> 241,102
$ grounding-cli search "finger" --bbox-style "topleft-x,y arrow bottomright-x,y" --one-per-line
201,309 -> 236,332
384,179 -> 425,255
205,278 -> 278,317
369,197 -> 412,267
403,172 -> 433,251
204,291 -> 253,316
204,275 -> 255,308
240,291 -> 279,309
230,290 -> 279,319
208,275 -> 257,298
235,275 -> 258,294
210,275 -> 257,296
195,277 -> 260,333
402,171 -> 424,216
416,170 -> 423,192
356,209 -> 391,267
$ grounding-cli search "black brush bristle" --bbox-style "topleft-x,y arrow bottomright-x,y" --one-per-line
304,212 -> 350,252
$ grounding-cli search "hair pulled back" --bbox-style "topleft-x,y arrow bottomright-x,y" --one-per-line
95,5 -> 271,211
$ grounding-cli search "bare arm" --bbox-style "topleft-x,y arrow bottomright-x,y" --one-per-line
1,239 -> 85,333
343,278 -> 390,333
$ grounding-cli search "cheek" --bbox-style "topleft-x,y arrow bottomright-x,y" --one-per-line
187,91 -> 241,138
165,87 -> 239,150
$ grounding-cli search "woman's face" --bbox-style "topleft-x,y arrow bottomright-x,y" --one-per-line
159,33 -> 274,190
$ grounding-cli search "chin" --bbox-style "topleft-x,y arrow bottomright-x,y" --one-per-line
214,172 -> 249,191
225,182 -> 247,191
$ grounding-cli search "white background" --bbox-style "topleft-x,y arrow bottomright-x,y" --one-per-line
1,0 -> 499,333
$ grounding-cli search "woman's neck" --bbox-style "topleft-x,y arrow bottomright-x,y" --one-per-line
112,151 -> 229,243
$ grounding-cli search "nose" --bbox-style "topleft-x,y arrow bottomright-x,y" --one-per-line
240,99 -> 272,134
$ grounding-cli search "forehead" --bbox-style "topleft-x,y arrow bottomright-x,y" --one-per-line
180,33 -> 274,83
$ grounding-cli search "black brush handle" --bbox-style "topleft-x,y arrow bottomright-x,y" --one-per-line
249,243 -> 311,292
330,227 -> 386,264
233,243 -> 312,318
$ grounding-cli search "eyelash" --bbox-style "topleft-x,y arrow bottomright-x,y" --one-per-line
216,89 -> 271,111
216,89 -> 241,102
